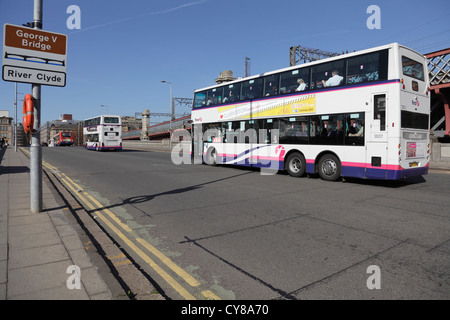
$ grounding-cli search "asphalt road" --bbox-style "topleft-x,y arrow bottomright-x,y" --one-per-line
42,146 -> 450,300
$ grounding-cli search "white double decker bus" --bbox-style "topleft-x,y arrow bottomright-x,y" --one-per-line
191,43 -> 430,181
83,115 -> 122,151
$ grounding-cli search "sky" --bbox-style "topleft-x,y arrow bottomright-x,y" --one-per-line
0,0 -> 449,124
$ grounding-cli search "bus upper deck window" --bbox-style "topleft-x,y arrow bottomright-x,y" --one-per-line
402,56 -> 424,81
194,91 -> 206,108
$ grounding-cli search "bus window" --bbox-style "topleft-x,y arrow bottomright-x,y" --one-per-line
223,121 -> 249,143
279,117 -> 308,144
223,83 -> 241,104
280,68 -> 309,94
345,113 -> 364,146
374,94 -> 386,131
207,87 -> 223,106
402,56 -> 424,81
347,51 -> 386,84
310,114 -> 344,145
203,122 -> 222,142
222,122 -> 233,143
263,74 -> 279,97
86,134 -> 99,142
194,91 -> 207,108
104,117 -> 119,124
249,120 -> 262,143
311,60 -> 344,90
241,78 -> 263,100
240,121 -> 257,143
254,118 -> 278,144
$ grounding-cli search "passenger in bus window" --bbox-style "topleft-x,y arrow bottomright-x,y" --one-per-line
322,70 -> 343,87
223,91 -> 235,103
265,83 -> 278,96
348,120 -> 364,137
246,86 -> 256,100
272,134 -> 278,144
296,78 -> 306,91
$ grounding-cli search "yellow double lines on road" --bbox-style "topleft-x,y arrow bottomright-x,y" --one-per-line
28,150 -> 220,300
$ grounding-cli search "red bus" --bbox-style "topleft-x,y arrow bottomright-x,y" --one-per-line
53,132 -> 74,146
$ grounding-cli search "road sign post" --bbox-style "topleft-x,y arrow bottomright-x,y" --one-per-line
31,0 -> 43,214
2,0 -> 68,213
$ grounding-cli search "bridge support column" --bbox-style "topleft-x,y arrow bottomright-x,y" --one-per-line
141,109 -> 150,140
435,89 -> 450,136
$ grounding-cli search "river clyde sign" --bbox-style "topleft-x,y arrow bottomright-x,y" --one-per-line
2,24 -> 67,87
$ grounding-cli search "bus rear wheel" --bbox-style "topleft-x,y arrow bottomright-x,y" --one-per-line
318,154 -> 341,181
285,152 -> 306,177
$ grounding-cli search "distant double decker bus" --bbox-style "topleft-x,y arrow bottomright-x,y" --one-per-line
191,43 -> 430,181
83,115 -> 122,151
53,132 -> 73,146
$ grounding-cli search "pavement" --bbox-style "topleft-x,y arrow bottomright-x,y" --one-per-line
1,143 -> 449,300
0,146 -> 133,300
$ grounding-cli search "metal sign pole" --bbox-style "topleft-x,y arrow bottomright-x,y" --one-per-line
30,0 -> 43,213
14,82 -> 17,152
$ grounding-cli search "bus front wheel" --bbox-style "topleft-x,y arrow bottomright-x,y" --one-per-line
206,147 -> 218,166
318,154 -> 341,181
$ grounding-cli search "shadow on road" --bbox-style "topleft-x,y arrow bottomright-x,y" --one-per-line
342,175 -> 427,188
87,170 -> 253,215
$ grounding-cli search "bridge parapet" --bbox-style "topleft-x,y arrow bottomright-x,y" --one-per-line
123,115 -> 191,140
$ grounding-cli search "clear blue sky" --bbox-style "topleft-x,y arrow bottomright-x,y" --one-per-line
1,0 -> 449,124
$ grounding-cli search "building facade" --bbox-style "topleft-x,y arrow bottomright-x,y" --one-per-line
40,119 -> 83,146
0,111 -> 13,146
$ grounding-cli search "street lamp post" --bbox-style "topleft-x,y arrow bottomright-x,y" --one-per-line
161,81 -> 173,150
100,104 -> 109,115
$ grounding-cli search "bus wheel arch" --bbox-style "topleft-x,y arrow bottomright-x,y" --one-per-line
316,152 -> 342,181
206,147 -> 218,166
284,150 -> 306,177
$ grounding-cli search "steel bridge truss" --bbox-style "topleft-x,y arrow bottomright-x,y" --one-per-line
427,48 -> 450,136
135,97 -> 193,122
289,45 -> 343,66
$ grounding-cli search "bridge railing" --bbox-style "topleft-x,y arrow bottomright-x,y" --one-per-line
122,115 -> 191,140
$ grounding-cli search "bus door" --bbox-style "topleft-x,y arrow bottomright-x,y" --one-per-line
366,93 -> 388,179
191,123 -> 204,164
